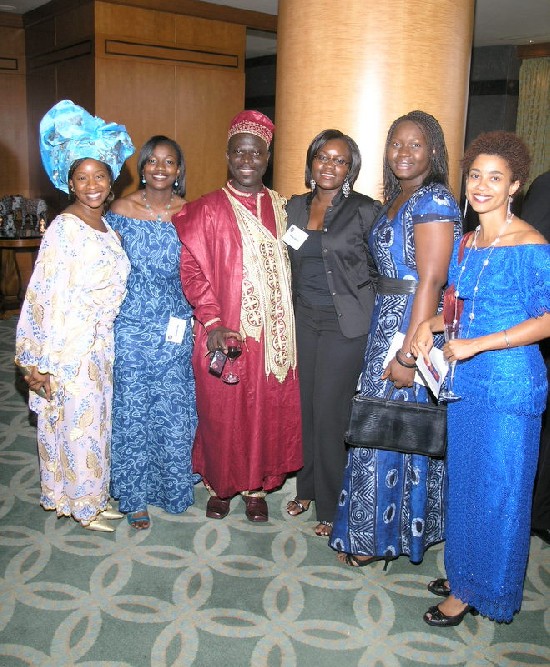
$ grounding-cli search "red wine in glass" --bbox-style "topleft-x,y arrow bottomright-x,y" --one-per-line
223,336 -> 242,384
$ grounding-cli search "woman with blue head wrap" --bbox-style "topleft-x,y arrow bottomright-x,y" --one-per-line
15,100 -> 135,532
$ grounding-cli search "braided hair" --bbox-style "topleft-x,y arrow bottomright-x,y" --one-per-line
382,110 -> 449,203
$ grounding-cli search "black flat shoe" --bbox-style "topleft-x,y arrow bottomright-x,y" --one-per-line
427,577 -> 451,597
423,604 -> 479,627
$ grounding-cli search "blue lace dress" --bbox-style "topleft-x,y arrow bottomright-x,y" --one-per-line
106,213 -> 197,515
330,183 -> 461,562
446,241 -> 550,622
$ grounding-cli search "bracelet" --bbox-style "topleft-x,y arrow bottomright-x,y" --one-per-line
395,348 -> 417,369
503,329 -> 510,349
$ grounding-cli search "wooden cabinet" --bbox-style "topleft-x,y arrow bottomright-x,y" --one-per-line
0,237 -> 41,317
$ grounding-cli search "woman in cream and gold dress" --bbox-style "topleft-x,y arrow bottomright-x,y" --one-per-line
15,100 -> 134,532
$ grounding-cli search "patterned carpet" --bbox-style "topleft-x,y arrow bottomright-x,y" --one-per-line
0,316 -> 549,667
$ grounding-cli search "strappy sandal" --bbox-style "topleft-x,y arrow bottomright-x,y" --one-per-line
127,510 -> 150,530
340,552 -> 397,572
286,497 -> 311,516
314,521 -> 333,537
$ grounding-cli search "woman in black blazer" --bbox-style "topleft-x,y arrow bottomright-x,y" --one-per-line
285,129 -> 380,536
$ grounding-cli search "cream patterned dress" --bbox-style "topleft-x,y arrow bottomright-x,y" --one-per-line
15,213 -> 130,525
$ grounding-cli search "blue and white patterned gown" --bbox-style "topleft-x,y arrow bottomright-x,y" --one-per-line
330,183 -> 461,562
446,241 -> 550,622
106,213 -> 197,515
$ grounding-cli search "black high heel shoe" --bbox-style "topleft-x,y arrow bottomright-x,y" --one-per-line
342,552 -> 397,572
427,577 -> 451,597
423,603 -> 479,627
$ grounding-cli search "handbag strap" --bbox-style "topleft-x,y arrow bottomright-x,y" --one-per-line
443,231 -> 474,325
458,231 -> 474,262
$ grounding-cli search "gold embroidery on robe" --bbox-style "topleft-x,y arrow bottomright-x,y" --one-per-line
223,188 -> 296,382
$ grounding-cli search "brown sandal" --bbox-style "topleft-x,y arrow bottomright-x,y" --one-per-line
286,497 -> 311,516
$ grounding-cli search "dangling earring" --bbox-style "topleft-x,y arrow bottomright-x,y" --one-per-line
342,177 -> 351,198
463,198 -> 468,218
310,179 -> 316,191
141,176 -> 146,184
174,179 -> 179,188
507,195 -> 513,220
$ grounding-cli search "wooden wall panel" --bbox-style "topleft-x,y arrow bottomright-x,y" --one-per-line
26,64 -> 57,205
95,2 -> 176,44
95,1 -> 246,201
18,0 -> 247,206
54,3 -> 94,48
95,58 -> 176,196
24,1 -> 94,204
175,66 -> 245,200
174,13 -> 245,55
0,21 -> 29,198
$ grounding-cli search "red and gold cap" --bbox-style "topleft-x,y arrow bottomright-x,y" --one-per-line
227,110 -> 274,147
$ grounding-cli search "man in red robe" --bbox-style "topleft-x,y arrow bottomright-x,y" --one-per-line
173,110 -> 302,522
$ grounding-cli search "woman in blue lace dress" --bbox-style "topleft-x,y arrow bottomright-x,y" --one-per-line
330,111 -> 461,566
413,132 -> 550,625
106,136 -> 197,530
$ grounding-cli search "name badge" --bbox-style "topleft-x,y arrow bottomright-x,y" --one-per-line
166,316 -> 187,344
282,225 -> 308,250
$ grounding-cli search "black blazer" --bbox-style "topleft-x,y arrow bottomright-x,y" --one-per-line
286,190 -> 381,338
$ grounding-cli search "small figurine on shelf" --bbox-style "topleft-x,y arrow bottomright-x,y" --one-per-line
4,213 -> 16,237
39,216 -> 47,235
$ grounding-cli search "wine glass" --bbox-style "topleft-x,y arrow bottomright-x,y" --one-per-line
440,322 -> 461,402
222,336 -> 242,384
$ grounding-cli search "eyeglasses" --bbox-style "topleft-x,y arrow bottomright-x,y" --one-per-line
314,153 -> 350,168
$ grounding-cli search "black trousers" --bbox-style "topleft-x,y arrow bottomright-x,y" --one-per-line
295,298 -> 368,522
532,358 -> 550,530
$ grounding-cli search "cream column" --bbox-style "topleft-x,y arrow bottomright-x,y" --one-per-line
274,0 -> 474,200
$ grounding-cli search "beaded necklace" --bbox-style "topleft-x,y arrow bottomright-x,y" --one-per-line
454,213 -> 513,336
142,191 -> 174,222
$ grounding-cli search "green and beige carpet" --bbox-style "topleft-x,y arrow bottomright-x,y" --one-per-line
0,317 -> 548,666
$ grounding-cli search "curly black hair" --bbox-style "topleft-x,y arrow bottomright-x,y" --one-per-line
462,131 -> 531,189
382,110 -> 449,202
304,129 -> 362,189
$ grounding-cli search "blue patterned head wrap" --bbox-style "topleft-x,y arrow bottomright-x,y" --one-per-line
39,100 -> 135,193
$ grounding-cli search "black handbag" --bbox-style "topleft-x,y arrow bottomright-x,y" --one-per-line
345,387 -> 447,458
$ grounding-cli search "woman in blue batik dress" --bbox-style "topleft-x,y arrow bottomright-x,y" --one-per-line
106,136 -> 197,530
330,111 -> 461,566
413,131 -> 550,626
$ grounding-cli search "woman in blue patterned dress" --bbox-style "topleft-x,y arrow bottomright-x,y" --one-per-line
413,132 -> 550,625
107,136 -> 197,529
330,111 -> 461,566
